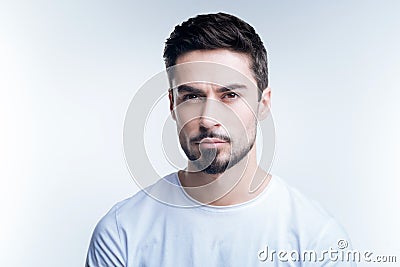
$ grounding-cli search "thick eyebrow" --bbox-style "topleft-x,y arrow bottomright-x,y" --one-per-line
216,83 -> 248,93
175,85 -> 204,94
174,83 -> 247,94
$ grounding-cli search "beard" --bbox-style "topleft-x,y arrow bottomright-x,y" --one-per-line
179,127 -> 256,174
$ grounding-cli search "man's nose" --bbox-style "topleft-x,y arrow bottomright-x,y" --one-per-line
199,98 -> 222,128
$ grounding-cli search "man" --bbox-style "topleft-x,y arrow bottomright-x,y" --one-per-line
85,12 -> 355,266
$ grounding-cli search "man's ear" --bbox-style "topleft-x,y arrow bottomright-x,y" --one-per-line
168,89 -> 176,121
257,87 -> 271,121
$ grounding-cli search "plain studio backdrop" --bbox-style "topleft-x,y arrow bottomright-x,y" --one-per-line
0,1 -> 399,266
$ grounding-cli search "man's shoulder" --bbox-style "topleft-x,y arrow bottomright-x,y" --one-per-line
98,172 -> 178,224
85,173 -> 176,267
271,175 -> 333,219
268,175 -> 342,235
270,175 -> 351,247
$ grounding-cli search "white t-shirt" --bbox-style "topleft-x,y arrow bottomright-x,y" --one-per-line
85,173 -> 356,266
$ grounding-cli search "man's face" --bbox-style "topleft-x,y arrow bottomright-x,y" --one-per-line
169,49 -> 265,174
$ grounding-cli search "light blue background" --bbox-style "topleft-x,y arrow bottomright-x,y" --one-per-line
0,1 -> 399,266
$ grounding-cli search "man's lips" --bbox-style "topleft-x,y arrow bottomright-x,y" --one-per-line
192,138 -> 229,148
194,138 -> 228,144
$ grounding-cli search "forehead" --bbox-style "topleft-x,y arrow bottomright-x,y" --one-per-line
169,49 -> 257,90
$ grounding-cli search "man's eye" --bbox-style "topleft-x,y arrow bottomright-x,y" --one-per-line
183,94 -> 202,101
223,92 -> 239,99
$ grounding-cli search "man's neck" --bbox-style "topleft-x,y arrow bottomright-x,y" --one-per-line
178,148 -> 272,206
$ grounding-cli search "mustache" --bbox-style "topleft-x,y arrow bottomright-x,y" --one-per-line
190,132 -> 230,143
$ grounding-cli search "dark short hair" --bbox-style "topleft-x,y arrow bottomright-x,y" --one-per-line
163,12 -> 269,93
